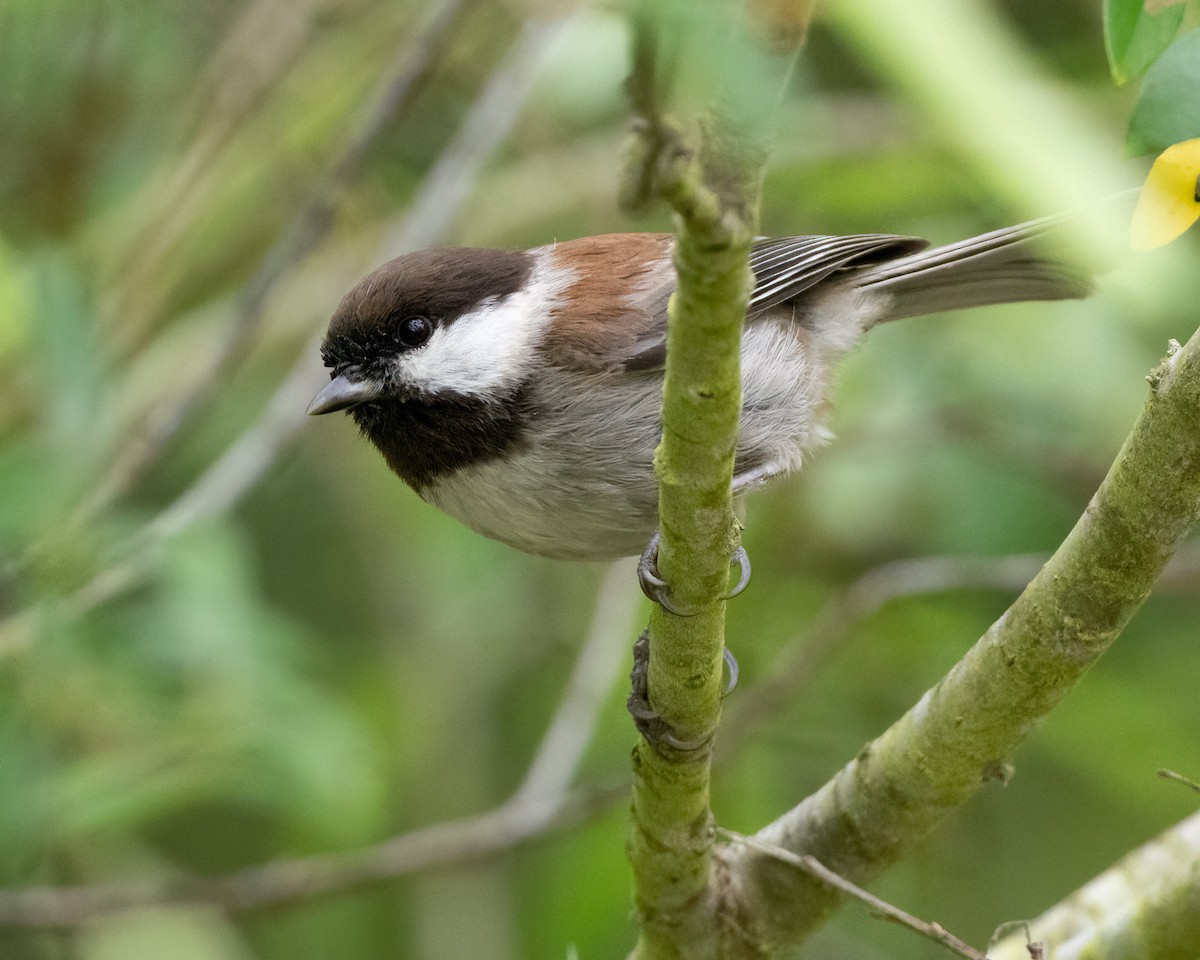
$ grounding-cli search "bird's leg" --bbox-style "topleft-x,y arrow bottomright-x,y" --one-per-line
630,476 -> 755,749
626,632 -> 739,752
636,459 -> 777,615
636,532 -> 752,616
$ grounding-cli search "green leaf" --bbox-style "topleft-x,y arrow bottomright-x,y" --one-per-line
1128,29 -> 1200,155
1104,0 -> 1186,85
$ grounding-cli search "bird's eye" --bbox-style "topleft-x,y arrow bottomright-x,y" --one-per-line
397,316 -> 433,348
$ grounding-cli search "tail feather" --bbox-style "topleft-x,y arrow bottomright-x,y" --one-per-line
859,218 -> 1094,323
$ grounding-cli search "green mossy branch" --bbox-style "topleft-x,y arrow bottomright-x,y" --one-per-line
625,132 -> 761,960
726,333 -> 1200,949
621,8 -> 766,960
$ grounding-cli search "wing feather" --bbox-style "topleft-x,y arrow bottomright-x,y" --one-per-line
615,233 -> 927,371
748,234 -> 927,315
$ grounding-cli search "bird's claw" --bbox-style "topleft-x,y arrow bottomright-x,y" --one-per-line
636,537 -> 694,616
636,533 -> 752,616
626,633 -> 739,754
726,545 -> 752,601
722,646 -> 739,697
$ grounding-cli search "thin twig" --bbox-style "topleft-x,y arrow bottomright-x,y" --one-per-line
720,830 -> 990,960
0,783 -> 622,927
82,0 -> 484,519
987,921 -> 1043,960
1158,768 -> 1200,795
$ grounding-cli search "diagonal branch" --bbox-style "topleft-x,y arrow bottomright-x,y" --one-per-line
718,552 -> 1048,754
720,548 -> 1200,764
988,809 -> 1200,960
725,331 -> 1200,948
0,790 -> 613,927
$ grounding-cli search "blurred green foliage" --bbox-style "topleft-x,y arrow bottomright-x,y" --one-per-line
0,1 -> 1198,958
1127,27 -> 1200,153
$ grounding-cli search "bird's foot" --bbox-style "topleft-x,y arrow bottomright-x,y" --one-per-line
627,631 -> 739,753
636,532 -> 752,617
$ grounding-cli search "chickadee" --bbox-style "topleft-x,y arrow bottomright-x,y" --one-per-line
308,220 -> 1091,560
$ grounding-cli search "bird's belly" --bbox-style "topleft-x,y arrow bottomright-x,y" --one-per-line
422,450 -> 661,560
419,321 -> 839,560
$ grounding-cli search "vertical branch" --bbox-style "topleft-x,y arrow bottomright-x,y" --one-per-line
621,5 -> 769,957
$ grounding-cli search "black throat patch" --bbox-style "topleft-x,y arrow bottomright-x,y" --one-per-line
348,386 -> 532,491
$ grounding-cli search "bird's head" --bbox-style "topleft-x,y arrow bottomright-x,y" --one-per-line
308,246 -> 536,419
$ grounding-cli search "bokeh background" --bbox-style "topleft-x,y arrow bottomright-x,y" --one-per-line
1,0 -> 1198,957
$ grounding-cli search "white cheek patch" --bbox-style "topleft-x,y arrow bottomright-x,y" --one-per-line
394,261 -> 573,397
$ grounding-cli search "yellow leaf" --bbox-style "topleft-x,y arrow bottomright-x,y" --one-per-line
1131,139 -> 1200,250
